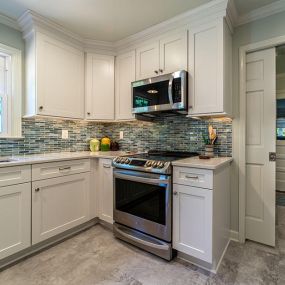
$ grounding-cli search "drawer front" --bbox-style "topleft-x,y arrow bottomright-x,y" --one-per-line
173,167 -> 213,189
32,159 -> 90,181
0,165 -> 31,187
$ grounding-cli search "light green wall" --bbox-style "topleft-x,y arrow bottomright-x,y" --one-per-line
231,11 -> 285,232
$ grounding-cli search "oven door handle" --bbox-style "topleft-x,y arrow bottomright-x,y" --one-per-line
114,172 -> 170,186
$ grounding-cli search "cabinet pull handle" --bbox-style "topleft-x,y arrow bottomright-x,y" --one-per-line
35,188 -> 40,192
154,70 -> 159,74
159,69 -> 163,73
185,175 -> 199,179
87,112 -> 90,115
39,106 -> 43,111
59,166 -> 71,171
103,164 -> 111,168
173,191 -> 178,196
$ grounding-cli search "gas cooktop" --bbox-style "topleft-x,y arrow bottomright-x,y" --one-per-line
112,150 -> 199,174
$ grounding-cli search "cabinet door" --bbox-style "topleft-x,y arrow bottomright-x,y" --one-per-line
98,159 -> 113,223
173,184 -> 212,263
32,173 -> 90,244
0,183 -> 31,259
37,33 -> 84,119
159,30 -> 188,74
115,51 -> 136,120
188,21 -> 223,116
86,54 -> 114,120
136,42 -> 159,80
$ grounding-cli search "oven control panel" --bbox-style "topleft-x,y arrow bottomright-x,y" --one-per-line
113,157 -> 171,174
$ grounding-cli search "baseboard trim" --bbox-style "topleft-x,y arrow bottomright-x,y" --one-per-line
230,230 -> 239,242
0,218 -> 99,271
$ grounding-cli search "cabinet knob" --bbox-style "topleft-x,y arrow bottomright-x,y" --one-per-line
173,191 -> 178,196
154,70 -> 159,74
35,188 -> 40,192
87,112 -> 90,115
39,106 -> 43,111
159,69 -> 163,73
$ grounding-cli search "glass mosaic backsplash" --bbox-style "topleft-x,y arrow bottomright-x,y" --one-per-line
0,116 -> 232,156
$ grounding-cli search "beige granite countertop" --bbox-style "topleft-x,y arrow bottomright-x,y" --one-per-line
172,156 -> 233,170
0,151 -> 134,168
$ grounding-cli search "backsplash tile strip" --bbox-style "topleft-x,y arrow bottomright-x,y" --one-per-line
0,116 -> 232,156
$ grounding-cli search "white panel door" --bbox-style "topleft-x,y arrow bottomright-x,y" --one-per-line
173,184 -> 212,263
0,183 -> 31,259
245,48 -> 276,246
32,173 -> 90,244
136,42 -> 159,80
159,30 -> 188,74
37,33 -> 84,119
85,54 -> 114,120
98,159 -> 113,223
188,21 -> 223,115
115,51 -> 136,120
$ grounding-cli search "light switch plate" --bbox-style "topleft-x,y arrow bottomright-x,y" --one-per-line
119,131 -> 124,139
62,130 -> 69,139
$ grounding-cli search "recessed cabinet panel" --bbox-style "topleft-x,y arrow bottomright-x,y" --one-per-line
136,42 -> 159,80
86,54 -> 114,120
0,183 -> 31,259
159,31 -> 188,74
115,51 -> 136,120
32,173 -> 90,244
37,33 -> 84,118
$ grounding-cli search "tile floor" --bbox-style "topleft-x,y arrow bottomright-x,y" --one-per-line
0,207 -> 284,285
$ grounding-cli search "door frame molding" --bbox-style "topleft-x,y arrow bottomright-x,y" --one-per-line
239,35 -> 285,242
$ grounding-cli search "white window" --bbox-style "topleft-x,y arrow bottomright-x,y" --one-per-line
0,44 -> 22,138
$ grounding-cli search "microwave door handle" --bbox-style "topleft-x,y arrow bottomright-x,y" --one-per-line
114,172 -> 170,186
168,75 -> 174,107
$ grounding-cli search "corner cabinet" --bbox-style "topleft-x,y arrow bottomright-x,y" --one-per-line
115,51 -> 136,120
188,19 -> 232,118
136,30 -> 188,80
85,54 -> 115,121
24,31 -> 85,119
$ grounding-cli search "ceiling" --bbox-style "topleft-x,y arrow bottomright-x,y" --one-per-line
0,0 -> 281,42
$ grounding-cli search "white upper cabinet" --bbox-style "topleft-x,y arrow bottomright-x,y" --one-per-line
188,19 -> 232,117
24,32 -> 85,119
115,51 -> 136,120
136,42 -> 159,80
85,54 -> 115,120
159,30 -> 188,74
136,30 -> 188,80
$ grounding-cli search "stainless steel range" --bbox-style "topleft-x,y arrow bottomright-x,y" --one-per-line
112,150 -> 199,260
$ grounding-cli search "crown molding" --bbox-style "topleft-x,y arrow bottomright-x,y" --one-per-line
236,0 -> 285,27
0,13 -> 20,31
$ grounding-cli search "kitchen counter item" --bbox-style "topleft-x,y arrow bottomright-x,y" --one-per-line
110,141 -> 119,151
101,137 -> 111,151
90,138 -> 100,152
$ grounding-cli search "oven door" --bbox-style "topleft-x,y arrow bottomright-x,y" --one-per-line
113,169 -> 172,242
132,70 -> 187,114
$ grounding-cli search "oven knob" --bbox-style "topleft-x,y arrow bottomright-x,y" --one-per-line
146,160 -> 152,167
125,158 -> 130,164
121,158 -> 127,164
151,161 -> 157,168
157,161 -> 165,168
115,157 -> 121,163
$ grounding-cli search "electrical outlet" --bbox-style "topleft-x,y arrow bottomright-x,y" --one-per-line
62,130 -> 69,139
119,131 -> 124,139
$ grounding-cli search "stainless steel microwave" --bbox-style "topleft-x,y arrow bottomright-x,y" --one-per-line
132,70 -> 188,116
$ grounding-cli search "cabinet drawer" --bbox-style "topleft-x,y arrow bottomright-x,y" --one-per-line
32,159 -> 90,181
0,165 -> 31,187
173,167 -> 213,189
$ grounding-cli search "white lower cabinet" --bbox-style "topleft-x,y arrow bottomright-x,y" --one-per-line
173,165 -> 230,271
0,182 -> 31,259
98,159 -> 113,223
32,173 -> 90,244
173,184 -> 212,263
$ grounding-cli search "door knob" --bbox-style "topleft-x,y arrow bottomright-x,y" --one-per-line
154,70 -> 159,74
173,191 -> 178,196
159,69 -> 163,73
269,152 -> 276,161
35,188 -> 40,192
39,106 -> 43,111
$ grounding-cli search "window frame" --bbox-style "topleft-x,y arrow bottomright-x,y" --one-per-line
0,43 -> 22,138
